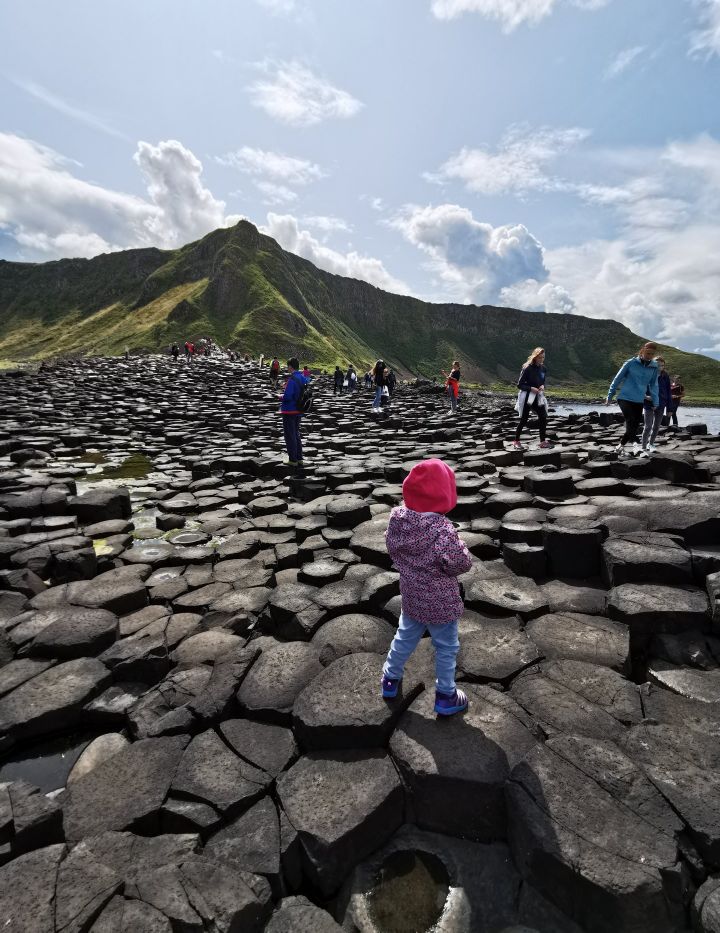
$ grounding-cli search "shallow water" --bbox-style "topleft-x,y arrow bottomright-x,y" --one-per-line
0,731 -> 97,792
554,403 -> 720,434
367,850 -> 449,933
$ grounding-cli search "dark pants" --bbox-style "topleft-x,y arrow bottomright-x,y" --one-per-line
334,382 -> 343,395
282,414 -> 303,462
618,399 -> 644,445
516,395 -> 546,441
669,405 -> 679,426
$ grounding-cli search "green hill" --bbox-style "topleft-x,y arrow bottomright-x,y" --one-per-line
1,219 -> 719,401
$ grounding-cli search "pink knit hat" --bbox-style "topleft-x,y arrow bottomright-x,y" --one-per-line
402,458 -> 457,514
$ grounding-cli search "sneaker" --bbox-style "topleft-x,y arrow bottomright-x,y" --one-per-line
615,444 -> 629,459
647,444 -> 656,454
381,675 -> 399,699
285,459 -> 298,466
434,688 -> 468,716
538,440 -> 553,449
639,448 -> 650,458
512,441 -> 524,450
632,442 -> 642,456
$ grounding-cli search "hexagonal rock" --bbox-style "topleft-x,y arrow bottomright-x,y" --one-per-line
277,750 -> 403,895
648,662 -> 720,704
170,630 -> 246,666
127,667 -> 213,739
28,607 -> 117,659
523,469 -> 576,498
509,668 -> 627,742
390,686 -> 538,841
88,896 -> 173,932
310,614 -> 395,666
63,735 -> 190,842
349,519 -> 392,569
464,574 -> 549,619
526,612 -> 630,672
170,729 -> 268,817
0,843 -> 66,933
68,486 -> 131,523
267,583 -> 324,640
544,525 -> 603,579
0,657 -> 111,746
641,683 -> 720,736
66,570 -> 147,615
266,896 -> 343,933
606,583 -> 710,649
602,532 -> 693,587
326,495 -> 372,528
293,652 -> 423,750
219,719 -> 297,779
456,613 -> 541,684
237,643 -> 323,724
538,659 -> 642,725
507,734 -> 684,933
205,796 -> 281,890
538,578 -> 606,616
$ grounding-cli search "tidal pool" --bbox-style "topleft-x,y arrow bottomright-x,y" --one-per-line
367,850 -> 449,933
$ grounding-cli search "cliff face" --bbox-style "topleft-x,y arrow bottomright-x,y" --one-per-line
0,220 -> 718,392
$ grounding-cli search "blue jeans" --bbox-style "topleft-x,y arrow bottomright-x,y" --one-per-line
383,612 -> 460,694
373,386 -> 383,407
282,414 -> 303,462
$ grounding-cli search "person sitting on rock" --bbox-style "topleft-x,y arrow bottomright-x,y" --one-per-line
333,366 -> 344,396
381,458 -> 472,716
280,357 -> 309,467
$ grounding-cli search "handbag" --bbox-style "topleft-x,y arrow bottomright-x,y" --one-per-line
382,386 -> 389,397
343,380 -> 349,388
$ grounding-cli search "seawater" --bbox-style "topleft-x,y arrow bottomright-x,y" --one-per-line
553,403 -> 720,435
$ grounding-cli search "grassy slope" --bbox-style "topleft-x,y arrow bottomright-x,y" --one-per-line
1,221 -> 719,401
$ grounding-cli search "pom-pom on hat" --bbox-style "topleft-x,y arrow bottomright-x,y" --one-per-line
402,458 -> 457,514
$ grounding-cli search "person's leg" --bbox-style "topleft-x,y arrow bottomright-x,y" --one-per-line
450,390 -> 457,412
515,397 -> 531,441
373,386 -> 382,407
282,416 -> 296,462
294,415 -> 303,463
671,407 -> 679,426
618,400 -> 642,445
537,405 -> 547,442
641,407 -> 654,448
427,621 -> 460,695
650,407 -> 663,445
383,613 -> 426,682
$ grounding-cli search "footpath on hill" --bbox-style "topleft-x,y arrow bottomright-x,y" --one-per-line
0,355 -> 719,933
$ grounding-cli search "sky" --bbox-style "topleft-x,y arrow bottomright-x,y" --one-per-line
2,0 -> 720,358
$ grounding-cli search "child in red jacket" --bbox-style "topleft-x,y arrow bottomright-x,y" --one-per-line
381,458 -> 472,715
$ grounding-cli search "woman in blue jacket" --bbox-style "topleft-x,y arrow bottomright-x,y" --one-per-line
640,355 -> 671,455
606,342 -> 659,458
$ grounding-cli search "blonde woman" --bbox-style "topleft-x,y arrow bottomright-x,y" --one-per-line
606,342 -> 659,458
514,348 -> 550,449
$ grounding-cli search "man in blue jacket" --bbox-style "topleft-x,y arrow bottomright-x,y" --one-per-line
606,342 -> 659,457
280,357 -> 309,466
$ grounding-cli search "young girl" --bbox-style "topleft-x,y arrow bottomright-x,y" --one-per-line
381,458 -> 473,716
514,347 -> 551,449
606,342 -> 659,457
441,360 -> 461,413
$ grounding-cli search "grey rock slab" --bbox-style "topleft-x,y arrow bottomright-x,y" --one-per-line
539,577 -> 607,615
7,779 -> 64,856
390,685 -> 538,841
526,612 -> 630,672
456,612 -> 541,684
237,642 -> 323,724
66,571 -> 147,615
0,843 -> 66,933
641,682 -> 720,736
293,651 -> 423,750
170,630 -> 246,666
90,896 -> 172,932
464,574 -> 549,619
648,661 -> 720,704
265,896 -> 342,933
310,613 -> 395,666
28,607 -> 117,659
63,734 -> 190,842
602,532 -> 693,587
0,657 -> 111,743
349,518 -> 392,569
218,718 -> 297,779
277,749 -> 403,896
205,795 -> 280,887
0,658 -> 54,697
539,659 -> 642,725
67,733 -> 130,785
127,666 -> 212,739
606,583 -> 710,649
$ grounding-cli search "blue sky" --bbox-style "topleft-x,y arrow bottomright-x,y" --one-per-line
2,0 -> 720,357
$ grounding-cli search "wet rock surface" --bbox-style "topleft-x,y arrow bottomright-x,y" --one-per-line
0,356 -> 718,931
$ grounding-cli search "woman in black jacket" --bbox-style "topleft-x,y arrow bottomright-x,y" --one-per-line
514,347 -> 551,449
372,360 -> 386,411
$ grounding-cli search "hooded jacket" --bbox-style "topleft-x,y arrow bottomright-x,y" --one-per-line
280,371 -> 309,414
385,507 -> 472,624
608,356 -> 659,407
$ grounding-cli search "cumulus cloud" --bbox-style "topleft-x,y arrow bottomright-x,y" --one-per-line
247,60 -> 363,127
427,125 -> 590,195
0,133 -> 238,259
689,0 -> 720,58
216,146 -> 325,204
301,215 -> 353,233
263,212 -> 408,293
603,45 -> 646,79
430,0 -> 610,32
390,202 -> 555,304
254,181 -> 298,205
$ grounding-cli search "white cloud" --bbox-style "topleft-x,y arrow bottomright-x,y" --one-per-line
603,45 -> 646,79
247,60 -> 363,127
390,202 -> 553,304
255,181 -> 298,205
689,0 -> 720,58
428,125 -> 590,195
253,0 -> 297,12
217,147 -> 325,185
0,133 -> 239,259
10,78 -> 128,141
301,215 -> 352,233
263,212 -> 408,293
500,278 -> 576,313
430,0 -> 610,32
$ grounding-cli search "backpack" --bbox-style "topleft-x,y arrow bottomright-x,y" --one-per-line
292,373 -> 314,414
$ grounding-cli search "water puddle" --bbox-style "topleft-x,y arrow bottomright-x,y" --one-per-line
0,731 -> 100,792
367,850 -> 449,933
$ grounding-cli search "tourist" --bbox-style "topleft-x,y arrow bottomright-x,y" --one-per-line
269,357 -> 280,388
346,364 -> 357,393
280,357 -> 309,467
513,347 -> 551,450
669,374 -> 685,426
372,360 -> 386,411
381,458 -> 472,716
302,364 -> 311,379
364,370 -> 373,390
641,355 -> 671,455
171,343 -> 179,361
606,342 -> 659,457
441,360 -> 461,414
259,353 -> 264,369
333,366 -> 344,395
386,368 -> 397,395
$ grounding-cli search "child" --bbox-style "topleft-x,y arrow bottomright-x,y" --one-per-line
381,458 -> 472,716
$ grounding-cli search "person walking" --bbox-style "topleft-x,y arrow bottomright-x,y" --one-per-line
346,365 -> 357,394
669,375 -> 685,426
302,364 -> 311,379
386,368 -> 397,395
640,355 -> 671,455
171,343 -> 179,361
372,360 -> 386,411
513,347 -> 551,450
269,357 -> 280,388
333,366 -> 344,396
441,360 -> 461,414
381,459 -> 472,716
606,342 -> 660,457
280,357 -> 309,467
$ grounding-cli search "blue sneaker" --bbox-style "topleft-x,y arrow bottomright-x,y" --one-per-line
434,688 -> 468,716
381,675 -> 399,698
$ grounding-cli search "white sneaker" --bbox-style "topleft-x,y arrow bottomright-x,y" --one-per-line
648,444 -> 656,454
615,444 -> 629,459
639,448 -> 650,458
632,442 -> 642,456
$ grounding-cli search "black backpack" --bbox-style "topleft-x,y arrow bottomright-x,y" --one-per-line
293,373 -> 314,413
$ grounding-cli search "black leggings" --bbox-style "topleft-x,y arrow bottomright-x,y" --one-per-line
618,399 -> 644,445
516,395 -> 546,441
